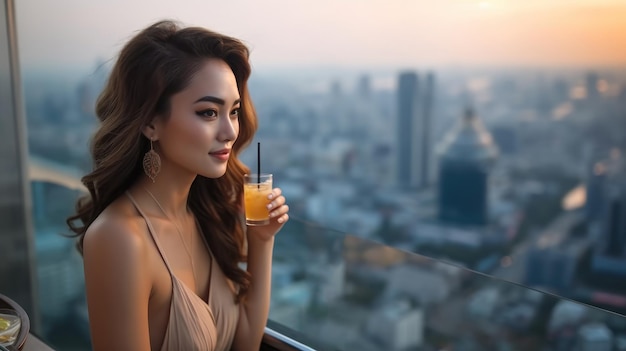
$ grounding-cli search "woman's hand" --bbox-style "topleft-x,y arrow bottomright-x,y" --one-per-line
247,188 -> 289,242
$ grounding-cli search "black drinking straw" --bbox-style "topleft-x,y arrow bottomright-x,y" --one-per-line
257,142 -> 261,184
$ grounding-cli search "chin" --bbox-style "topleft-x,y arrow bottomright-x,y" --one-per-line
199,168 -> 228,179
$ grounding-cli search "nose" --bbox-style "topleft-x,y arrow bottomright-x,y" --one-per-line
218,114 -> 238,142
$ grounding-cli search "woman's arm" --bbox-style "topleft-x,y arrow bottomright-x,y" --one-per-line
83,218 -> 152,351
232,188 -> 289,351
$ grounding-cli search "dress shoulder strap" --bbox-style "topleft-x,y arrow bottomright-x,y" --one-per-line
125,191 -> 175,275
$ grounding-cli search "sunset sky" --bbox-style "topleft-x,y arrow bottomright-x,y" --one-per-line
14,0 -> 626,72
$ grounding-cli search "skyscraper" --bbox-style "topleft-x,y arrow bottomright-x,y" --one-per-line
586,161 -> 608,222
397,72 -> 418,188
586,72 -> 600,101
420,72 -> 435,187
396,71 -> 434,189
595,180 -> 626,260
437,108 -> 498,226
357,74 -> 371,100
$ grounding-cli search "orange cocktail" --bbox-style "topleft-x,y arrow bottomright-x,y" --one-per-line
244,174 -> 272,226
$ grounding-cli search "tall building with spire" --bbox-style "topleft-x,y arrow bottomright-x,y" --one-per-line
591,161 -> 626,279
437,108 -> 498,226
396,71 -> 435,189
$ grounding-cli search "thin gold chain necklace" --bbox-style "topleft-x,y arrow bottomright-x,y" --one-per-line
143,187 -> 197,288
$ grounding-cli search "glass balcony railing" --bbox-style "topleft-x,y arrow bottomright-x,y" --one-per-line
23,172 -> 626,351
271,220 -> 626,351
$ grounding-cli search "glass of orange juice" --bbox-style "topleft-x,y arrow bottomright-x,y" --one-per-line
244,174 -> 273,226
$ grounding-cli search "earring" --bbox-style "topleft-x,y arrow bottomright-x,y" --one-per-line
143,137 -> 161,182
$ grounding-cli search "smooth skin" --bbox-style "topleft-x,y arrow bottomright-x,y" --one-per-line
83,58 -> 289,351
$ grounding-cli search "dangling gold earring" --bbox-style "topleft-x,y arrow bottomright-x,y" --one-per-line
143,137 -> 161,182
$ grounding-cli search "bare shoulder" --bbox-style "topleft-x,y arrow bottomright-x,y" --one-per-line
83,195 -> 154,350
82,195 -> 153,287
83,196 -> 147,260
82,194 -> 153,308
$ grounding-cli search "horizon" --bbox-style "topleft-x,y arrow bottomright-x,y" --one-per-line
19,61 -> 626,93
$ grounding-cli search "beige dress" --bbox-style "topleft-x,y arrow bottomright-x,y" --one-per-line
126,192 -> 240,351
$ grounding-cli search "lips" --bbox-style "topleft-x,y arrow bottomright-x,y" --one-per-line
209,149 -> 231,156
209,149 -> 231,161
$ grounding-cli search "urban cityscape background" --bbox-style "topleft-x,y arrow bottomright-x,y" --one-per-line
12,0 -> 626,350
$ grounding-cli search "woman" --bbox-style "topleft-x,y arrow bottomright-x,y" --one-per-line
67,20 -> 289,351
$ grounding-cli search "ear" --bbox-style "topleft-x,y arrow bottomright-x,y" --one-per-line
141,120 -> 159,141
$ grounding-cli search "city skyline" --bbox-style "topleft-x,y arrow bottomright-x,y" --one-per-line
18,44 -> 626,349
15,0 -> 626,72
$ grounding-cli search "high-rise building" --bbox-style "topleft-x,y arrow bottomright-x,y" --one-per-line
605,186 -> 626,258
586,72 -> 600,101
397,72 -> 418,189
437,108 -> 498,226
591,181 -> 626,277
357,74 -> 371,99
586,161 -> 608,222
396,71 -> 434,189
420,72 -> 435,188
587,151 -> 626,264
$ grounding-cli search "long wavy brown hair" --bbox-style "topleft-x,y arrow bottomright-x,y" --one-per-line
67,20 -> 257,302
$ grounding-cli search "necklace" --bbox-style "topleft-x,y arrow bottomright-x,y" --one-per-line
143,187 -> 198,289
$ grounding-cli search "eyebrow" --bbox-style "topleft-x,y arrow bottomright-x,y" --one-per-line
194,96 -> 241,106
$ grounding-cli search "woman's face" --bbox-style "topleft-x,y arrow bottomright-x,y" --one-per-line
154,59 -> 241,179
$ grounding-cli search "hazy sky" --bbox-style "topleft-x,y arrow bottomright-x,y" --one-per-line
15,0 -> 626,71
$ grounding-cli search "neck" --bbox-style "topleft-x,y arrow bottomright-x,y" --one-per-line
132,158 -> 197,220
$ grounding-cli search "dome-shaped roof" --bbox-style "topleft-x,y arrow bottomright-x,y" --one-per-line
438,107 -> 498,164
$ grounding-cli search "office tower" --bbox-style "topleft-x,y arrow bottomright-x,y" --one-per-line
357,74 -> 371,99
76,79 -> 95,118
586,162 -> 608,222
421,72 -> 435,187
587,153 -> 626,259
397,72 -> 418,189
396,71 -> 434,189
437,108 -> 498,226
327,79 -> 353,137
586,72 -> 600,100
599,183 -> 626,258
581,175 -> 626,312
330,79 -> 342,96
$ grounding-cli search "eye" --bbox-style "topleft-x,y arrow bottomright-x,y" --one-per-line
230,108 -> 241,119
196,109 -> 218,119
